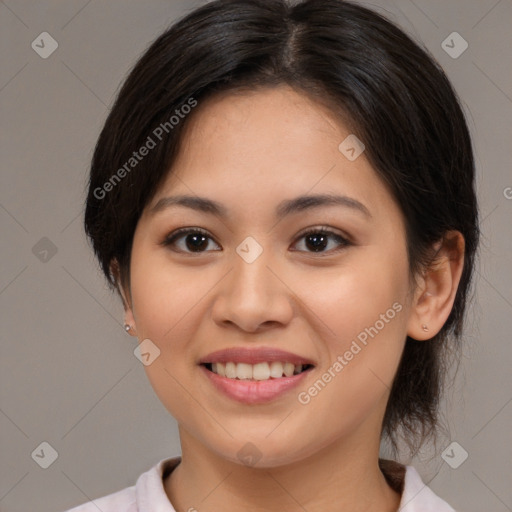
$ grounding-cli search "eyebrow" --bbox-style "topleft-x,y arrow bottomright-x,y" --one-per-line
149,193 -> 372,220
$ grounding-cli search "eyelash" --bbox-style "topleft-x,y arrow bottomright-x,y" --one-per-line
161,226 -> 352,256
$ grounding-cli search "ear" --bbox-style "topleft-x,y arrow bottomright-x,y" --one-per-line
406,231 -> 465,340
109,259 -> 137,335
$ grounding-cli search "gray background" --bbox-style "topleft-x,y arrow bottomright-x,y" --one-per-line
1,1 -> 511,511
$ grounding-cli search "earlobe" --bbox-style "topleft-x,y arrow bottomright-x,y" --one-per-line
406,231 -> 465,341
124,322 -> 137,336
109,259 -> 137,336
123,307 -> 137,337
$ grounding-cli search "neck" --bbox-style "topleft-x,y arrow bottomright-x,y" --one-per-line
164,425 -> 401,512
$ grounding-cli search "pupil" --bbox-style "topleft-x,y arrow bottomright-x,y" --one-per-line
306,233 -> 327,252
186,234 -> 208,251
183,232 -> 328,252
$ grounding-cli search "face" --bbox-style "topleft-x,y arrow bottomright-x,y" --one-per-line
124,86 -> 416,467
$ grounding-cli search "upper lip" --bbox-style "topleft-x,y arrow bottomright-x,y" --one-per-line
199,347 -> 316,366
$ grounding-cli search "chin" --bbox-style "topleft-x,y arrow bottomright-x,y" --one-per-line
207,434 -> 321,469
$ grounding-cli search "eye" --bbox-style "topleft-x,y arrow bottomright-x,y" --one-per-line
161,226 -> 352,255
161,227 -> 221,253
291,226 -> 351,255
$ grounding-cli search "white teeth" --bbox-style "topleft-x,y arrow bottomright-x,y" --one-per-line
269,361 -> 284,378
216,362 -> 226,377
208,361 -> 308,380
236,362 -> 253,380
283,362 -> 295,377
225,362 -> 237,379
253,362 -> 270,380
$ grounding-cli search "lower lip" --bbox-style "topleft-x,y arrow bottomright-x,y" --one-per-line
199,365 -> 312,404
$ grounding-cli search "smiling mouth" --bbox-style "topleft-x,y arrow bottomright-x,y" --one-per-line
201,362 -> 314,381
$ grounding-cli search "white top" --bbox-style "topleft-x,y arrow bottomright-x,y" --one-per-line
63,456 -> 455,512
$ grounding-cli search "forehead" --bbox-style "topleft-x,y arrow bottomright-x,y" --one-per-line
176,85 -> 345,169
146,85 -> 401,225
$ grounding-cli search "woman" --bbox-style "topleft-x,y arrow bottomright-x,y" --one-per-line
67,0 -> 479,510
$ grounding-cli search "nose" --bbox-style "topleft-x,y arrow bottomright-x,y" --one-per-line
211,245 -> 294,334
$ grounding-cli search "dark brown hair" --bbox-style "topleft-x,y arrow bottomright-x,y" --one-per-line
84,0 -> 479,455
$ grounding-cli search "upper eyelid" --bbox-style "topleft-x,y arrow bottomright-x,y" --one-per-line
162,227 -> 215,245
164,225 -> 347,240
296,225 -> 348,239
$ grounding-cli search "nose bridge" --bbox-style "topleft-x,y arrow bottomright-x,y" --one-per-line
230,236 -> 277,300
212,236 -> 293,331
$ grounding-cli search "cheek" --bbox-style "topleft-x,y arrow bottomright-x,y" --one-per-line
299,248 -> 410,345
128,248 -> 216,416
296,245 -> 410,411
128,249 -> 208,420
295,309 -> 407,451
130,246 -> 208,342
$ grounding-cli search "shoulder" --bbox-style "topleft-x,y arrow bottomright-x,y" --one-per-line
400,465 -> 456,511
62,486 -> 136,512
61,456 -> 181,512
379,459 -> 456,511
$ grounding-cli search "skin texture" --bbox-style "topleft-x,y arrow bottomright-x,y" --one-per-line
117,86 -> 465,511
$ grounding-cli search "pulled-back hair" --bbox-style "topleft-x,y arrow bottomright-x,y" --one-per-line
84,0 -> 479,455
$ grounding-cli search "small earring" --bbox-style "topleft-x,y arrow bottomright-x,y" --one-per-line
421,324 -> 429,332
124,323 -> 132,332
